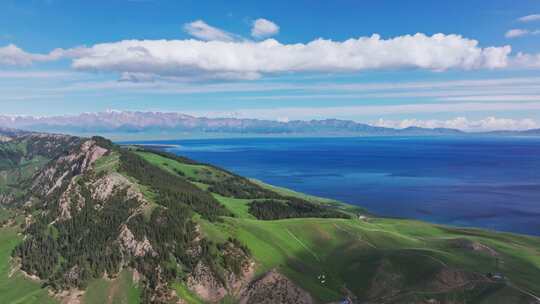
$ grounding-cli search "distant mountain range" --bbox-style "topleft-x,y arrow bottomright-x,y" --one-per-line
0,111 -> 538,139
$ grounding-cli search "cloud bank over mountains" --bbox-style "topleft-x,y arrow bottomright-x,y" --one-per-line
2,17 -> 539,81
373,117 -> 539,132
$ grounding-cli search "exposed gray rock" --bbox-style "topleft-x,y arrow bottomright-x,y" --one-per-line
239,270 -> 314,304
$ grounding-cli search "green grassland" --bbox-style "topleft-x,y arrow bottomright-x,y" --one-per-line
93,151 -> 120,174
241,217 -> 539,302
173,282 -> 205,304
83,270 -> 141,304
134,151 -> 230,183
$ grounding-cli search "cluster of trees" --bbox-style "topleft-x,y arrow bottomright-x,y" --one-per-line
119,149 -> 229,221
207,177 -> 282,199
13,231 -> 59,279
0,145 -> 23,170
249,198 -> 350,220
14,177 -> 139,290
24,135 -> 81,160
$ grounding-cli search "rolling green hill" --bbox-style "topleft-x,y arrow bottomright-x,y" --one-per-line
0,132 -> 539,304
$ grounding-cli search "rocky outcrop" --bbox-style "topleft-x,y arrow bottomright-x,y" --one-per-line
239,270 -> 314,304
50,288 -> 85,304
118,224 -> 156,257
187,262 -> 229,302
31,139 -> 108,199
448,238 -> 499,257
184,236 -> 256,303
429,268 -> 487,291
90,171 -> 146,203
25,138 -> 114,223
367,259 -> 404,299
56,178 -> 85,221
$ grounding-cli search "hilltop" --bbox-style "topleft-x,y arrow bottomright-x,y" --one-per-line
0,129 -> 539,304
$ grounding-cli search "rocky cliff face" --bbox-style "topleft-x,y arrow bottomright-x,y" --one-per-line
239,270 -> 314,304
30,139 -> 107,199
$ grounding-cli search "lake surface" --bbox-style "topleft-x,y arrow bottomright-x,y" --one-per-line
127,136 -> 540,236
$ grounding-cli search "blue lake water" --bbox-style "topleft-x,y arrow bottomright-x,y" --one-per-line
127,136 -> 540,236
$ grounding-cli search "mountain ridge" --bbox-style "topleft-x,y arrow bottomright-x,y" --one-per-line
3,111 -> 538,140
0,112 -> 478,139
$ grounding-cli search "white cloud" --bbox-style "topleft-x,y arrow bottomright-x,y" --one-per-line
372,117 -> 539,132
510,52 -> 540,69
505,28 -> 540,38
0,70 -> 77,78
183,20 -> 236,41
505,29 -> 529,38
438,95 -> 540,102
0,44 -> 62,66
16,27 -> 540,79
65,33 -> 511,80
251,18 -> 279,38
518,14 -> 540,23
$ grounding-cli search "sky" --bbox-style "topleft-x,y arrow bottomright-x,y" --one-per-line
1,0 -> 540,131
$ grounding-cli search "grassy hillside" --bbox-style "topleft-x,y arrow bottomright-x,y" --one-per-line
0,139 -> 539,304
83,270 -> 141,304
136,148 -> 540,304
0,222 -> 57,304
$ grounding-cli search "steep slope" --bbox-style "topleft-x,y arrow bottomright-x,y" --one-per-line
0,133 -> 539,304
4,135 -> 252,304
0,130 -> 81,206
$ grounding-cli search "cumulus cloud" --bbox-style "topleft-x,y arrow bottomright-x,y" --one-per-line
183,20 -> 237,41
64,33 -> 511,80
518,14 -> 540,23
0,44 -> 62,66
372,117 -> 539,132
251,18 -> 279,38
15,28 -> 540,80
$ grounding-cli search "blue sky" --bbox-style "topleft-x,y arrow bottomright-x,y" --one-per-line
1,0 -> 540,131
